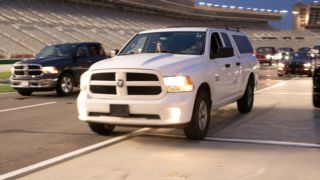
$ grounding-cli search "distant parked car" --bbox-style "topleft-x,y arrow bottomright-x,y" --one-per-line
255,46 -> 278,66
11,42 -> 107,96
278,52 -> 314,77
313,59 -> 320,107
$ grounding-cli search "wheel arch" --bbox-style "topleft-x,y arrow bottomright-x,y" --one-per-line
196,82 -> 212,108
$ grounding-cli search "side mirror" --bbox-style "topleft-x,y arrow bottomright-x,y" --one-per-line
110,49 -> 119,58
212,47 -> 234,59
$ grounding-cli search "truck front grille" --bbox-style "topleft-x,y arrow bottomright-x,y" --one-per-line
13,64 -> 42,76
126,73 -> 158,81
127,86 -> 161,95
89,70 -> 163,98
91,73 -> 115,81
90,85 -> 116,94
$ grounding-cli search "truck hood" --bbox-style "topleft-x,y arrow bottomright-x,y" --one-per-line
15,56 -> 72,66
89,53 -> 202,75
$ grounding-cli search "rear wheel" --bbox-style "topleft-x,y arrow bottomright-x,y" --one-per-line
56,73 -> 74,96
183,91 -> 211,140
17,90 -> 32,96
88,122 -> 115,135
269,61 -> 272,66
237,78 -> 254,113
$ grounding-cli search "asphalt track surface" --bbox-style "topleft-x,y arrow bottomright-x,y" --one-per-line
1,65 -> 319,179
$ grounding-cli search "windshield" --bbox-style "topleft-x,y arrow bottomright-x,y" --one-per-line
119,32 -> 206,56
256,47 -> 276,54
37,45 -> 76,58
298,47 -> 310,52
288,53 -> 311,60
278,48 -> 293,52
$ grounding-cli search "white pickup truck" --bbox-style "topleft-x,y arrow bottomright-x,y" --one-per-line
77,27 -> 259,139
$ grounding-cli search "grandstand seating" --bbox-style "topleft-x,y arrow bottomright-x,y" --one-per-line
0,0 -> 319,58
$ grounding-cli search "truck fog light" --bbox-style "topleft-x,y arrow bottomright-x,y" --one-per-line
163,76 -> 193,92
170,107 -> 181,122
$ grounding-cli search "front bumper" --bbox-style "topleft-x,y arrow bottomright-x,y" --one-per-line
77,91 -> 196,126
258,58 -> 271,63
11,75 -> 58,90
278,67 -> 311,76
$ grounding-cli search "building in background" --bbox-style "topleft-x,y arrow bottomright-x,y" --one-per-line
293,1 -> 320,31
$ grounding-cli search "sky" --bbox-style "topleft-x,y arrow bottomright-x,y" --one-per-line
195,0 -> 316,29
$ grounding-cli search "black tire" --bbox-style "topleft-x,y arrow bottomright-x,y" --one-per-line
313,91 -> 320,108
237,78 -> 255,113
269,61 -> 272,66
278,74 -> 283,77
88,122 -> 115,135
183,91 -> 211,140
56,73 -> 74,96
17,90 -> 32,96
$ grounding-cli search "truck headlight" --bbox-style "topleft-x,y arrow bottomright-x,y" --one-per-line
163,76 -> 193,92
42,66 -> 58,74
278,63 -> 285,68
266,54 -> 272,60
304,63 -> 312,68
80,71 -> 90,91
11,67 -> 14,74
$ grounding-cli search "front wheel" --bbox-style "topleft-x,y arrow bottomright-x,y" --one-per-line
237,78 -> 254,113
183,91 -> 211,140
56,73 -> 74,96
88,122 -> 115,135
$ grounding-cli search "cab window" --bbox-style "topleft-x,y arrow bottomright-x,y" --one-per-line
76,45 -> 89,58
210,32 -> 222,59
232,35 -> 253,54
220,33 -> 232,48
88,44 -> 105,57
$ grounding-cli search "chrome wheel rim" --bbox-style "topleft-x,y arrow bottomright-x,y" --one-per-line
198,101 -> 208,130
61,76 -> 73,93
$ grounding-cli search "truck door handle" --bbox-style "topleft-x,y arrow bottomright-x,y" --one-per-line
236,62 -> 241,66
225,64 -> 231,68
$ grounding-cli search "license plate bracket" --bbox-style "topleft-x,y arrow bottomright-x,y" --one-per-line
110,104 -> 129,117
21,81 -> 29,87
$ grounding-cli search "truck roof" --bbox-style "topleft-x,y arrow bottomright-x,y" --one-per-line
50,42 -> 102,46
140,27 -> 244,34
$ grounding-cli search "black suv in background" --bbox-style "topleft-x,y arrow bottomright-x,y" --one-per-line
11,42 -> 107,96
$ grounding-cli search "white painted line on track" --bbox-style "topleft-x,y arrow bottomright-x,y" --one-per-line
0,128 -> 152,180
0,92 -> 15,95
0,102 -> 57,113
143,133 -> 320,148
255,77 -> 299,94
205,137 -> 320,148
259,92 -> 311,95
